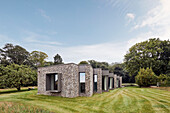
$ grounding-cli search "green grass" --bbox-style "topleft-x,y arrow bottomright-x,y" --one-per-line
0,87 -> 170,113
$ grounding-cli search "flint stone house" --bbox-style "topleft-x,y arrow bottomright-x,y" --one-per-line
38,63 -> 122,98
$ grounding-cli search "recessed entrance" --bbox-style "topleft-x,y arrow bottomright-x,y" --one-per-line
93,74 -> 97,92
46,73 -> 61,92
102,76 -> 107,91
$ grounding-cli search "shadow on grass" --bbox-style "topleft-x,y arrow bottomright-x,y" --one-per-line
0,88 -> 37,95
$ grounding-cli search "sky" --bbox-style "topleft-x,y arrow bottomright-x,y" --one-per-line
0,0 -> 170,63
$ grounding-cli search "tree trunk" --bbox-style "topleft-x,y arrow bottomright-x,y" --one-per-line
17,87 -> 21,91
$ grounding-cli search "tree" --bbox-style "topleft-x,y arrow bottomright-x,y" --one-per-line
30,51 -> 48,67
109,63 -> 133,83
158,74 -> 170,86
124,38 -> 170,76
166,61 -> 170,77
0,43 -> 30,65
54,54 -> 63,65
79,61 -> 89,65
44,61 -> 54,66
135,68 -> 157,87
0,64 -> 36,91
88,60 -> 109,70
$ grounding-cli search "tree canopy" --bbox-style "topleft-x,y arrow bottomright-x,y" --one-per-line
30,51 -> 48,67
0,43 -> 30,65
124,38 -> 170,76
88,60 -> 109,70
79,61 -> 89,65
54,54 -> 63,65
0,64 -> 36,90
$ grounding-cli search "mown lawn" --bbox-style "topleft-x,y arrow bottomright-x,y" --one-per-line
0,87 -> 170,113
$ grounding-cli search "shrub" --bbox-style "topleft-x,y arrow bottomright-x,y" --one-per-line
158,74 -> 170,87
135,68 -> 158,87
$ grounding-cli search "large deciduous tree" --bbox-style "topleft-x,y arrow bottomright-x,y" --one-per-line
109,63 -> 133,83
30,51 -> 48,67
54,54 -> 63,65
124,38 -> 170,76
0,43 -> 30,65
0,64 -> 36,90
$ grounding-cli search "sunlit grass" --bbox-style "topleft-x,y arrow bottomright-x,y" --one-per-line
0,87 -> 170,113
0,102 -> 52,113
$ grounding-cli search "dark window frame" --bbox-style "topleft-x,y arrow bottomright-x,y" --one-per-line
79,72 -> 86,93
46,73 -> 61,92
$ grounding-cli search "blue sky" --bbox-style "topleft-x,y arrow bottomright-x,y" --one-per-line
0,0 -> 169,63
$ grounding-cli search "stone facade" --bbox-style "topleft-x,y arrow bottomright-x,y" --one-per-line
109,73 -> 114,90
102,70 -> 109,92
114,74 -> 117,89
120,76 -> 122,87
38,63 -> 122,98
79,64 -> 93,97
93,68 -> 102,94
38,63 -> 79,98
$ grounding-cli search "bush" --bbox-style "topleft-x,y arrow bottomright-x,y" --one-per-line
79,61 -> 89,65
135,68 -> 158,87
158,74 -> 170,87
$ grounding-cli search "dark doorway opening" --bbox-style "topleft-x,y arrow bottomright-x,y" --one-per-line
93,75 -> 97,92
113,78 -> 114,88
108,77 -> 110,89
102,76 -> 104,90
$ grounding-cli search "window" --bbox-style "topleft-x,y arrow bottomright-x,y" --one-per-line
102,76 -> 107,91
54,74 -> 58,90
108,77 -> 110,89
46,73 -> 61,92
93,75 -> 97,92
104,76 -> 107,90
109,78 -> 113,89
80,73 -> 85,93
117,79 -> 119,87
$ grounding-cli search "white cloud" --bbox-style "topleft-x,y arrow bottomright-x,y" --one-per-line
60,42 -> 127,63
23,31 -> 62,46
24,41 -> 127,64
0,33 -> 128,64
134,0 -> 170,29
127,32 -> 161,48
39,9 -> 51,22
126,13 -> 135,22
130,0 -> 170,45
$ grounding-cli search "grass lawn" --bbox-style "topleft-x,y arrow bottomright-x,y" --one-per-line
150,87 -> 170,91
0,87 -> 170,113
